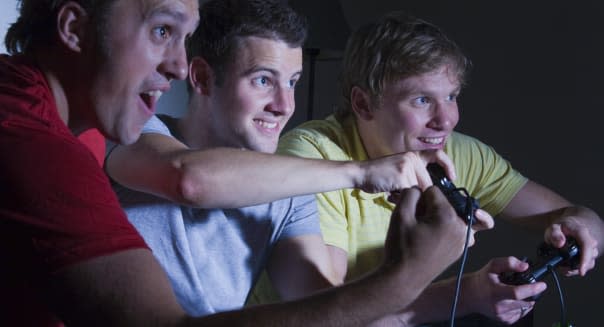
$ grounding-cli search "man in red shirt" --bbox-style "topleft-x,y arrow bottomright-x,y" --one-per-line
0,0 -> 199,325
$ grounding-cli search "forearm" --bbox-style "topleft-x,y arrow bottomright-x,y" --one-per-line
185,265 -> 436,327
508,204 -> 604,253
177,147 -> 362,208
395,276 -> 473,326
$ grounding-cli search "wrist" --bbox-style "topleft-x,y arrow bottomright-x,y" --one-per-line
348,160 -> 365,189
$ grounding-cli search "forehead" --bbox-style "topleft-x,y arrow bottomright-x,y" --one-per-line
389,65 -> 461,94
228,36 -> 302,74
138,0 -> 199,21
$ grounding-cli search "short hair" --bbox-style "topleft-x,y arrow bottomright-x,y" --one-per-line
337,12 -> 471,118
4,0 -> 115,55
187,0 -> 307,85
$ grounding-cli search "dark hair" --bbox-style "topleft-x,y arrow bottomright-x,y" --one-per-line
4,0 -> 114,55
337,12 -> 471,117
187,0 -> 307,85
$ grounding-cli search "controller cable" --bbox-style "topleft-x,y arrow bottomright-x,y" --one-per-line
448,188 -> 474,327
548,264 -> 570,327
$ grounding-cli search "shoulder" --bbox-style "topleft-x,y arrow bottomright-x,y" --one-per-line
141,114 -> 175,137
278,115 -> 352,160
445,131 -> 497,161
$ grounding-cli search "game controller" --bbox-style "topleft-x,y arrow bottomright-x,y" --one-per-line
426,163 -> 479,224
500,238 -> 580,300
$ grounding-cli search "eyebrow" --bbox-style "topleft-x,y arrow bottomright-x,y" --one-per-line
242,66 -> 303,79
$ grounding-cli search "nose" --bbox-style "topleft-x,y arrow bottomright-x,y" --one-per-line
267,86 -> 295,117
158,43 -> 188,81
427,101 -> 458,130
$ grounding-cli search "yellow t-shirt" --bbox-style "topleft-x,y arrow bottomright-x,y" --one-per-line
276,114 -> 528,280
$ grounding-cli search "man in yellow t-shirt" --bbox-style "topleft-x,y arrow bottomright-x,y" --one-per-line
276,12 -> 604,326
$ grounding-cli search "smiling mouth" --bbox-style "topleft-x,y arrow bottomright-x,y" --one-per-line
254,119 -> 277,130
419,137 -> 445,145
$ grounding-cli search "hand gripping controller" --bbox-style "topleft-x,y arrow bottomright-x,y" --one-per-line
500,238 -> 580,300
426,163 -> 479,225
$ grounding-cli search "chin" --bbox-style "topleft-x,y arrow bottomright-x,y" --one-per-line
117,128 -> 143,146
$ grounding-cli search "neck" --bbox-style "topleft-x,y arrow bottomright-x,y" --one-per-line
179,99 -> 212,150
355,118 -> 382,160
37,50 -> 90,136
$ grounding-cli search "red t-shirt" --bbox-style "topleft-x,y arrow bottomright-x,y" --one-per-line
78,128 -> 106,167
0,54 -> 148,325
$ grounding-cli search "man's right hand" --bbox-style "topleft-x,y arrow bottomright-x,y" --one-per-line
384,186 -> 468,282
358,150 -> 455,194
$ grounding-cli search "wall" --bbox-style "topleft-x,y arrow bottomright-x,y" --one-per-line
0,1 -> 18,54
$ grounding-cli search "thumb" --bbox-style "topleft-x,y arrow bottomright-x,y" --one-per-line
391,187 -> 421,229
385,187 -> 421,259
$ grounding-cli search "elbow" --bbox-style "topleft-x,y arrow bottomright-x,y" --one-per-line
173,163 -> 212,207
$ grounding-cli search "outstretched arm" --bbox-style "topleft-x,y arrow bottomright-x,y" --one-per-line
106,132 -> 452,208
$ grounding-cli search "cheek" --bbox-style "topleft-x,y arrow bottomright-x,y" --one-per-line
450,109 -> 460,126
389,111 -> 424,134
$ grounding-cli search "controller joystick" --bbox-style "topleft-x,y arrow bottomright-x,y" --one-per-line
426,163 -> 479,225
500,238 -> 580,300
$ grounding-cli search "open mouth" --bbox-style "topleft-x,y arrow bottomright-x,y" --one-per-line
139,90 -> 163,112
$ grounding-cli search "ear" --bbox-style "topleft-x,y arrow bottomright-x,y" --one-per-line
189,56 -> 215,96
350,86 -> 374,121
56,2 -> 88,52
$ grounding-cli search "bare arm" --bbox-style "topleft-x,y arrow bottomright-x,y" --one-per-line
105,133 -> 451,208
499,180 -> 604,275
266,235 -> 342,301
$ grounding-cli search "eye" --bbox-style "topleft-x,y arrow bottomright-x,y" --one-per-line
253,76 -> 271,87
288,78 -> 299,89
152,26 -> 171,41
413,96 -> 430,106
447,94 -> 458,102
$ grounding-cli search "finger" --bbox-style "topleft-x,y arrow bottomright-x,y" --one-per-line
466,231 -> 476,247
562,268 -> 581,277
544,224 -> 565,248
566,229 -> 598,276
511,282 -> 547,301
391,187 -> 422,229
473,209 -> 495,230
431,150 -> 456,181
410,154 -> 433,190
491,256 -> 530,274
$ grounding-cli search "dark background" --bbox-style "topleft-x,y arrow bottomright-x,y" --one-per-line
156,1 -> 604,326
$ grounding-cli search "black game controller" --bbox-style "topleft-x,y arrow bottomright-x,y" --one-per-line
426,163 -> 479,224
500,238 -> 580,300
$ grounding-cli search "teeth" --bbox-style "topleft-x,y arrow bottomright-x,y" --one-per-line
255,120 -> 277,129
421,137 -> 444,144
146,90 -> 163,100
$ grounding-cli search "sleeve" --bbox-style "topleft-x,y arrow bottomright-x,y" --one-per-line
141,114 -> 172,135
449,133 -> 528,216
278,194 -> 321,240
0,126 -> 147,273
277,130 -> 350,250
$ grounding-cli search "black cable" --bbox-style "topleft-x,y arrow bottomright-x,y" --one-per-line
448,188 -> 474,327
548,265 -> 567,326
